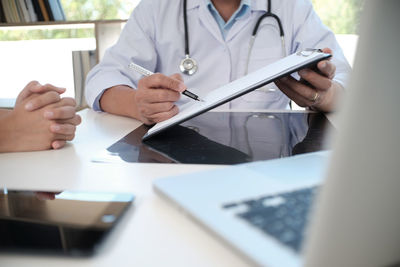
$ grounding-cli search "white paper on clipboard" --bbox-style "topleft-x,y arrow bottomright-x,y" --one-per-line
143,50 -> 331,141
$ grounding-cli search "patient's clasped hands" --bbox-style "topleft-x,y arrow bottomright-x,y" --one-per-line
0,81 -> 81,152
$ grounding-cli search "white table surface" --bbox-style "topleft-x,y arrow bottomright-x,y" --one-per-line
0,109 -> 251,267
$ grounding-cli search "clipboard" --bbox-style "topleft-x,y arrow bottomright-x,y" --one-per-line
143,49 -> 331,141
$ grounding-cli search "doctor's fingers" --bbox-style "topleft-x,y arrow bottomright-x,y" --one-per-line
316,60 -> 336,79
140,102 -> 176,116
169,73 -> 184,82
298,68 -> 333,91
139,73 -> 186,93
145,105 -> 179,124
275,77 -> 323,108
318,47 -> 335,79
138,87 -> 181,103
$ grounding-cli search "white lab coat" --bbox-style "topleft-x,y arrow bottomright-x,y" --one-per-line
85,0 -> 351,111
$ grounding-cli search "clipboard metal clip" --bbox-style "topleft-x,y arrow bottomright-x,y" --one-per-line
296,48 -> 323,57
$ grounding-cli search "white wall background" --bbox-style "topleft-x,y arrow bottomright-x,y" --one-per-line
0,38 -> 95,100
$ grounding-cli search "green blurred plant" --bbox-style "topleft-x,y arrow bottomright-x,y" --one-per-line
61,0 -> 135,21
312,0 -> 364,34
1,0 -> 363,41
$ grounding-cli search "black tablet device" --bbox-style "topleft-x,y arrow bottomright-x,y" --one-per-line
0,188 -> 134,256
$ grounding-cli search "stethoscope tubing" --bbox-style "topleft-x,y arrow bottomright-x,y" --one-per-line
252,12 -> 284,37
182,0 -> 285,76
183,0 -> 190,56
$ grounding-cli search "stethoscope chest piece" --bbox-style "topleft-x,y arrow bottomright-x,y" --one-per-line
180,55 -> 198,75
180,0 -> 283,76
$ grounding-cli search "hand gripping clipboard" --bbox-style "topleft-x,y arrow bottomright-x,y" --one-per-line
143,49 -> 331,141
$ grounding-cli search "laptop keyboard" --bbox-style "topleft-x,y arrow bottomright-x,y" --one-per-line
222,186 -> 319,252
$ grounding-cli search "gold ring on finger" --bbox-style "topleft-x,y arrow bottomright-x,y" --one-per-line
311,91 -> 319,103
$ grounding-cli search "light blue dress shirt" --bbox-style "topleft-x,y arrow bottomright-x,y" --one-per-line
207,0 -> 251,40
86,0 -> 351,112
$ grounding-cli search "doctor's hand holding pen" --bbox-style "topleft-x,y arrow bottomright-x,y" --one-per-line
275,48 -> 343,112
100,73 -> 187,125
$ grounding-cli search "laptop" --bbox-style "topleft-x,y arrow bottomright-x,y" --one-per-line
153,1 -> 400,266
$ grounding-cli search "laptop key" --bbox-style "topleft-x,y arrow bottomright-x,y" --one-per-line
223,186 -> 319,252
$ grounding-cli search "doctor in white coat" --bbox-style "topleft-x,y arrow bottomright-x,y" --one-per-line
85,0 -> 351,125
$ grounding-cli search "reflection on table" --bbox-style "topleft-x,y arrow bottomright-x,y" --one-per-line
94,111 -> 332,165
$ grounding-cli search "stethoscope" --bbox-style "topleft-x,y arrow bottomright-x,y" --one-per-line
241,114 -> 287,158
180,0 -> 286,76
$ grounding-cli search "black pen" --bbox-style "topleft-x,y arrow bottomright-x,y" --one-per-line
128,62 -> 205,102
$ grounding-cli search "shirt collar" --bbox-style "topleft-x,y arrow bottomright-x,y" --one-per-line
206,0 -> 251,23
186,0 -> 268,12
205,0 -> 251,10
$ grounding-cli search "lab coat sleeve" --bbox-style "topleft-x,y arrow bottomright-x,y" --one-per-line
85,0 -> 158,111
288,0 -> 352,89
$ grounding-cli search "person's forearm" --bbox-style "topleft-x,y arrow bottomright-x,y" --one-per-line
0,109 -> 11,118
99,85 -> 139,119
0,111 -> 15,152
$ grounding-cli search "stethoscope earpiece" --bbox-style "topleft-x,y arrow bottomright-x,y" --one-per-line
180,55 -> 198,76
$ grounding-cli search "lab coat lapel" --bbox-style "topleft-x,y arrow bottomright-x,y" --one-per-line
225,11 -> 252,42
225,0 -> 268,42
197,2 -> 225,44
